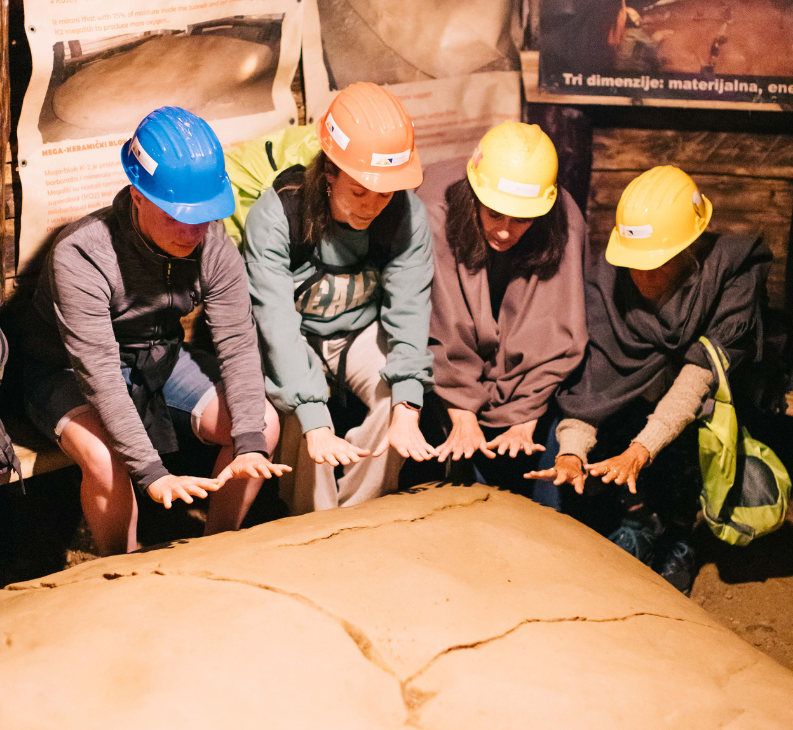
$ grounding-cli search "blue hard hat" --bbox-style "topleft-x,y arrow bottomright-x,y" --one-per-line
121,107 -> 234,224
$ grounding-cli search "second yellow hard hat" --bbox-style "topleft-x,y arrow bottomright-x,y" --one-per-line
467,121 -> 558,219
606,165 -> 713,270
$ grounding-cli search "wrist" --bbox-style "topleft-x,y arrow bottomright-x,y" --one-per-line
394,400 -> 421,413
393,402 -> 420,422
628,441 -> 651,463
448,408 -> 478,426
557,453 -> 583,468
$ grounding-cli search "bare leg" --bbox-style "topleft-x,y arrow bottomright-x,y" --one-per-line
59,409 -> 138,556
200,395 -> 280,535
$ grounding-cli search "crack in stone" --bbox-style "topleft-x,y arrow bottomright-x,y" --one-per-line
402,611 -> 721,689
275,494 -> 491,548
166,570 -> 397,679
2,495 -> 491,593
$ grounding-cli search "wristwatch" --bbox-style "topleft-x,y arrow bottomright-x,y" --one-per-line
395,401 -> 422,412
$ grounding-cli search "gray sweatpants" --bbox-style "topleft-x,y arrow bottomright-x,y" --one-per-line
276,321 -> 404,515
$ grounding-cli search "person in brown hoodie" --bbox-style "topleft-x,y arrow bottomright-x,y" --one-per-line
412,122 -> 588,503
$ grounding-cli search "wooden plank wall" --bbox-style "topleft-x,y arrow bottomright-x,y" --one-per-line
587,130 -> 793,312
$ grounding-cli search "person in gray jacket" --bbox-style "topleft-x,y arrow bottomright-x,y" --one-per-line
22,107 -> 288,556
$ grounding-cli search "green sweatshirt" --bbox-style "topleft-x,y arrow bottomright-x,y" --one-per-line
243,185 -> 434,433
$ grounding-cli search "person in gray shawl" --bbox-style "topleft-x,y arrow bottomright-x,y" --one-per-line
412,122 -> 588,502
528,165 -> 771,592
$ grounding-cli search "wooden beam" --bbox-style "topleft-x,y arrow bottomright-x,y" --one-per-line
0,0 -> 8,305
592,129 -> 793,180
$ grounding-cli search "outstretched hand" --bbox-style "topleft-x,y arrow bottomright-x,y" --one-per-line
305,426 -> 370,467
585,442 -> 650,494
215,452 -> 291,487
373,403 -> 439,461
525,454 -> 586,494
148,474 -> 220,509
486,420 -> 544,458
437,408 -> 495,462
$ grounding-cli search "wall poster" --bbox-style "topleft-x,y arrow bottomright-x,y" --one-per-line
17,0 -> 304,269
530,0 -> 793,110
301,0 -> 525,166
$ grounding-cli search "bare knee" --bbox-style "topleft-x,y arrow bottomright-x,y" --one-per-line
264,398 -> 280,456
200,394 -> 281,455
197,392 -> 233,446
59,410 -> 120,480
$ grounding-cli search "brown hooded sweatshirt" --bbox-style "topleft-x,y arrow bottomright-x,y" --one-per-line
416,158 -> 588,428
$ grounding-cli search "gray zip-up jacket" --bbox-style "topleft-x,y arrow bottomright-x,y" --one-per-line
25,186 -> 268,491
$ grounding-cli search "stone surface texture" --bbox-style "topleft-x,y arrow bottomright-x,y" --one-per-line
1,485 -> 792,729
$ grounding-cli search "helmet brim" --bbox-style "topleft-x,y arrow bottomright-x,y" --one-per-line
343,152 -> 423,193
131,176 -> 235,225
605,195 -> 713,270
467,161 -> 556,219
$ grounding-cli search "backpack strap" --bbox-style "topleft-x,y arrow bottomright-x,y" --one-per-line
698,336 -> 732,405
272,165 -> 311,272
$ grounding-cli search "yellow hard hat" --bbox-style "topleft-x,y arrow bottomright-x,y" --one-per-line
466,121 -> 558,218
606,165 -> 713,270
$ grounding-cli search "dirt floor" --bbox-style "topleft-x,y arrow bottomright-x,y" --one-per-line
1,468 -> 792,672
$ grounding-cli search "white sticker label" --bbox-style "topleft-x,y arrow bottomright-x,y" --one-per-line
619,223 -> 654,239
497,177 -> 540,198
325,113 -> 350,151
130,136 -> 158,176
371,149 -> 410,167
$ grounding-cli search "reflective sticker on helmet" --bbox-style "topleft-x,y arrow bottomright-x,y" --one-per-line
325,113 -> 350,151
371,150 -> 410,167
497,178 -> 540,198
619,223 -> 653,239
130,136 -> 158,176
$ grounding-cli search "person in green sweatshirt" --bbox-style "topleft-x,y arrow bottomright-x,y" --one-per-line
243,83 -> 436,514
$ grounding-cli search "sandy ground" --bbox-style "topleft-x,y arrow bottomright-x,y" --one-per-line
1,469 -> 792,672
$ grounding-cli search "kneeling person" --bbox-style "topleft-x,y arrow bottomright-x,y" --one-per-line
22,107 -> 287,556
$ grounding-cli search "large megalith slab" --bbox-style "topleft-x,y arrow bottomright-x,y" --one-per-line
1,485 -> 792,729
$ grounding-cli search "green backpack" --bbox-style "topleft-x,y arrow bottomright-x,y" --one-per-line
697,336 -> 791,546
223,126 -> 321,246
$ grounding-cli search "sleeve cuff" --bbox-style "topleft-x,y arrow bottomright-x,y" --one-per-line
555,418 -> 597,464
391,378 -> 426,408
296,402 -> 333,434
133,460 -> 170,495
233,431 -> 269,458
632,420 -> 675,461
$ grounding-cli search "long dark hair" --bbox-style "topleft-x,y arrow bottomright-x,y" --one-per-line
444,177 -> 569,279
283,149 -> 340,248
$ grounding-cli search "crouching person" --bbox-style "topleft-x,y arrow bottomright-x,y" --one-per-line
243,83 -> 436,515
21,107 -> 288,556
528,166 -> 771,593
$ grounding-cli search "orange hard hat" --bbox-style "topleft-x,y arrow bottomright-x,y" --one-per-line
316,82 -> 422,193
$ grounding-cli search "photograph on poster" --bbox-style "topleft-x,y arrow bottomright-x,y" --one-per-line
317,0 -> 521,88
38,15 -> 284,144
539,0 -> 793,106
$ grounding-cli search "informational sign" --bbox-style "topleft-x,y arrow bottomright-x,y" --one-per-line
17,0 -> 304,270
301,0 -> 524,165
533,0 -> 793,110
